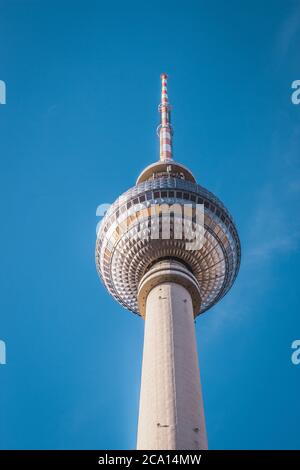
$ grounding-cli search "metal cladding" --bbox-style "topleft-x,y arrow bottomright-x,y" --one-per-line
159,73 -> 173,161
95,75 -> 241,317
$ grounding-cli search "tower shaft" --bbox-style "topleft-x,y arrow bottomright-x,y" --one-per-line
137,261 -> 208,450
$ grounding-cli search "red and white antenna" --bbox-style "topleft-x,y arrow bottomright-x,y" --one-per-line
158,73 -> 173,161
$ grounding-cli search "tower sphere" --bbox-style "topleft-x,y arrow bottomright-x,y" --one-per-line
95,78 -> 241,317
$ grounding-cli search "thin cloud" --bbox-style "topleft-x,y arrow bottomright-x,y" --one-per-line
275,4 -> 300,62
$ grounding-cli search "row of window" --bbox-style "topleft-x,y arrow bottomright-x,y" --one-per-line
118,176 -> 226,210
103,188 -> 236,241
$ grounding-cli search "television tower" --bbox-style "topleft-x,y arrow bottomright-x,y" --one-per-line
95,74 -> 241,450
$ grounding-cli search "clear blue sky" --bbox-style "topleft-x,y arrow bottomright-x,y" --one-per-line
0,0 -> 299,450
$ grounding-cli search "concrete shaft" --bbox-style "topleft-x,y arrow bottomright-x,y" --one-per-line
136,260 -> 208,450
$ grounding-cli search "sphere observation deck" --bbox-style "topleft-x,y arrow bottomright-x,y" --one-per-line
95,160 -> 241,317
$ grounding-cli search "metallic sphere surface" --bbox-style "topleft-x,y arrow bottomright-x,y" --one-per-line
96,163 -> 241,317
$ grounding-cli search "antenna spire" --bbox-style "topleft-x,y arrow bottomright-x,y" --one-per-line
158,73 -> 173,161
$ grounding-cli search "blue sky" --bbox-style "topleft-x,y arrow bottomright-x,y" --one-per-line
0,0 -> 300,450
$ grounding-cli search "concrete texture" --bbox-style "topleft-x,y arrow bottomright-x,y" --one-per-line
136,261 -> 208,450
